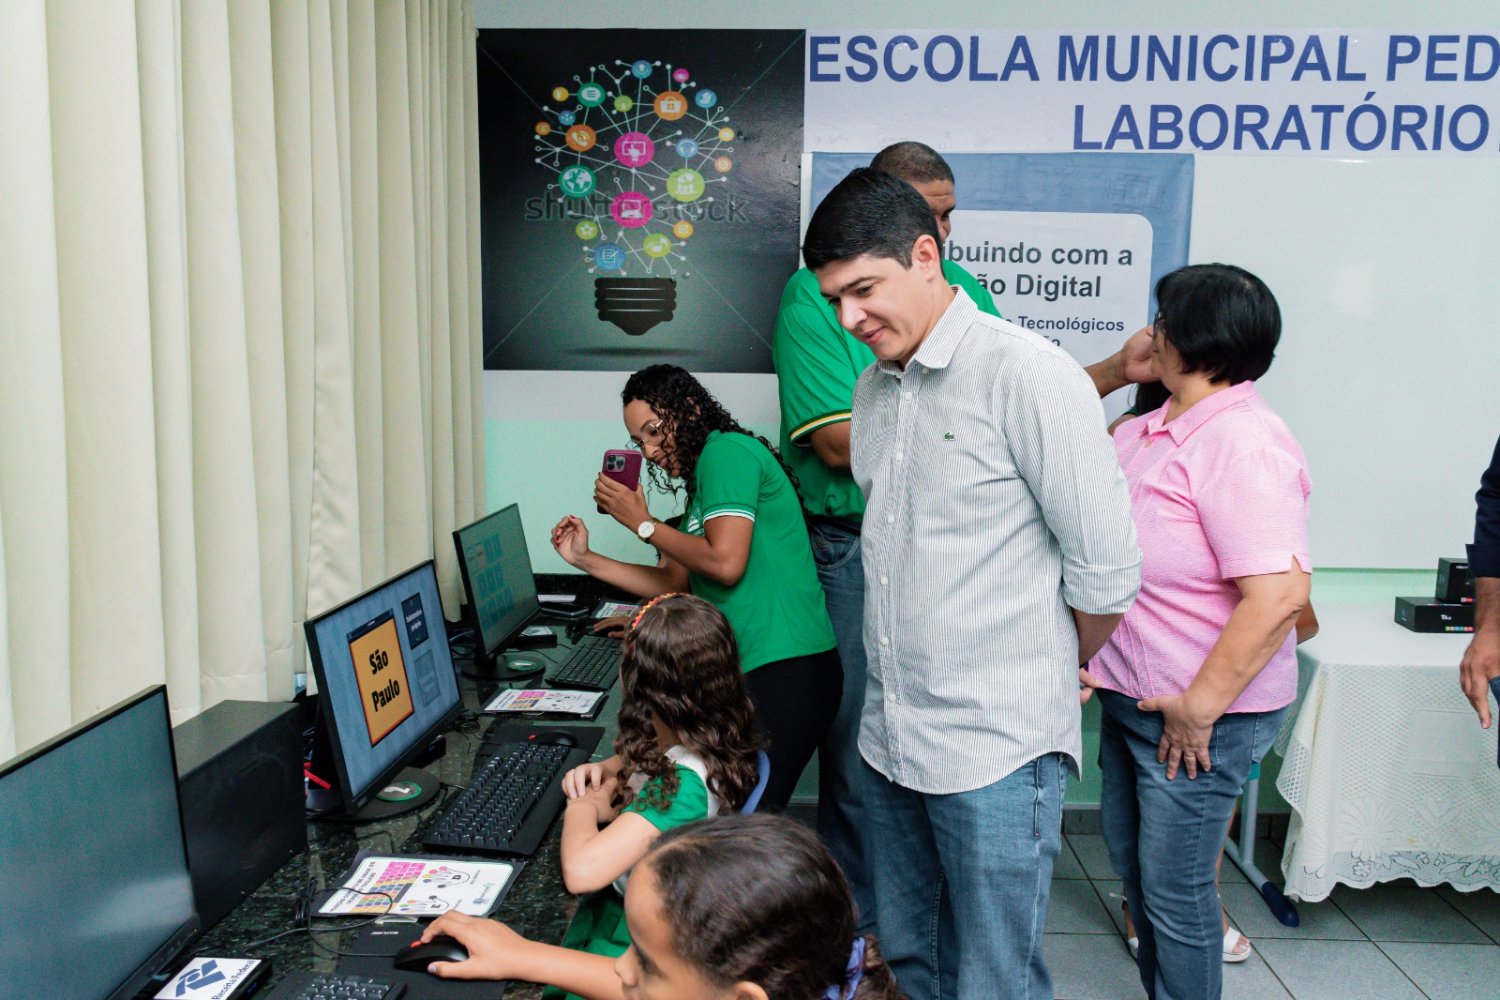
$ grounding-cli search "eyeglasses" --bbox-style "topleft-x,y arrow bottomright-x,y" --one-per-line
628,419 -> 665,452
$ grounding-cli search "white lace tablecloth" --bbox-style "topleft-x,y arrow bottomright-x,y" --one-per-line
1274,603 -> 1499,902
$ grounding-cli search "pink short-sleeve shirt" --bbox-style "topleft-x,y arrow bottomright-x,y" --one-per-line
1092,381 -> 1310,713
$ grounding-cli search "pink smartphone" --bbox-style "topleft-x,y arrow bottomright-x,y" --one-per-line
597,449 -> 643,513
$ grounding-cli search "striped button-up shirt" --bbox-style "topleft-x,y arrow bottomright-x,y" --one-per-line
851,292 -> 1141,794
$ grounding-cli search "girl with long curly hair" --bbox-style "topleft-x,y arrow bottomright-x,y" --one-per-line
412,594 -> 761,999
421,814 -> 906,1000
551,365 -> 841,811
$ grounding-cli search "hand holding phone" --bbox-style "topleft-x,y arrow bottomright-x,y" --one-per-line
597,449 -> 642,514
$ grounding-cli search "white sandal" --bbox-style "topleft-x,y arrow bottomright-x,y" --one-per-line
1121,902 -> 1254,964
1222,926 -> 1253,963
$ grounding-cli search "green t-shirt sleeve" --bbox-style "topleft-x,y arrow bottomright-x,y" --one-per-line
943,260 -> 1002,318
774,291 -> 859,446
694,435 -> 763,522
622,764 -> 709,832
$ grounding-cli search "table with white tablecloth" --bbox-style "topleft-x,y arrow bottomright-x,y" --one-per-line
1275,603 -> 1500,902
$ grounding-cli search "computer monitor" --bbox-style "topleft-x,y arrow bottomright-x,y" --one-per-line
304,560 -> 462,819
453,504 -> 546,680
0,686 -> 200,999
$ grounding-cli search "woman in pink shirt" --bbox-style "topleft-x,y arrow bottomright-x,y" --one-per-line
1087,264 -> 1311,1000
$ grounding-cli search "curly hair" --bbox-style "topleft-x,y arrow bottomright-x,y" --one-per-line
621,365 -> 800,512
612,594 -> 761,815
643,815 -> 904,1000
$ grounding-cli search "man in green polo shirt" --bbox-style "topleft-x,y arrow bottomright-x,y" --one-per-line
773,141 -> 1153,935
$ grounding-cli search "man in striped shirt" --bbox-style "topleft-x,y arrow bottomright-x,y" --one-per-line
774,142 -> 1154,942
803,167 -> 1141,1000
772,141 -> 1002,940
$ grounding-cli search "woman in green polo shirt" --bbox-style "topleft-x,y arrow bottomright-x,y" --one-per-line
550,364 -> 840,811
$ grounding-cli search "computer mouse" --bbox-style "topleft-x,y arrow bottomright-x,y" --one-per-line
528,729 -> 578,747
394,934 -> 470,972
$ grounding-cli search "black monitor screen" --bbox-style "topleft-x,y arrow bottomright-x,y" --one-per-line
453,504 -> 539,660
305,561 -> 462,808
0,686 -> 198,999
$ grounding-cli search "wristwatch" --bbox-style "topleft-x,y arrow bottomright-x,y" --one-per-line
636,519 -> 657,542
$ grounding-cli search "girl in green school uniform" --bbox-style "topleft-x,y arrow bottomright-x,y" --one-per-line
421,814 -> 905,1000
418,593 -> 760,999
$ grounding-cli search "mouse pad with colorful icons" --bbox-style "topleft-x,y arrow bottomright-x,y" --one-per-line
318,852 -> 521,917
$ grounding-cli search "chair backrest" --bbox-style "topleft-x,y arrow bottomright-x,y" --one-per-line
739,750 -> 771,814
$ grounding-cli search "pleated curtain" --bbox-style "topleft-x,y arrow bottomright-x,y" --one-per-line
0,0 -> 484,756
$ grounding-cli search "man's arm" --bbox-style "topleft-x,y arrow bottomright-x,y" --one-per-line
773,279 -> 862,475
807,423 -> 851,471
1085,327 -> 1156,399
1461,579 -> 1500,728
1074,610 -> 1123,663
1002,351 -> 1142,654
1462,433 -> 1500,727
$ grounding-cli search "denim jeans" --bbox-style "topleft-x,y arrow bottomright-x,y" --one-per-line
1492,678 -> 1500,768
863,753 -> 1067,1000
808,518 -> 877,933
1097,690 -> 1286,1000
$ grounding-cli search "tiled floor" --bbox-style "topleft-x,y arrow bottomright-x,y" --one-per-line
1046,834 -> 1500,1000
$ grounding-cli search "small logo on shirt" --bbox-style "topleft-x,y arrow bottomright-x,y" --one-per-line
943,432 -> 955,441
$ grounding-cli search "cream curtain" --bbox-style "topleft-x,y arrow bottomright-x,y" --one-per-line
0,0 -> 484,757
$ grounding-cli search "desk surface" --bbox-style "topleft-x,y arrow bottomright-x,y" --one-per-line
192,613 -> 622,999
1295,602 -> 1472,668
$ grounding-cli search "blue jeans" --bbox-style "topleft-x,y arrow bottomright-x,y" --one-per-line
808,518 -> 877,933
1097,690 -> 1285,1000
863,754 -> 1067,1000
1492,678 -> 1500,768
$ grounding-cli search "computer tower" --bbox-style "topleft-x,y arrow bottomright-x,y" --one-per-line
173,699 -> 308,930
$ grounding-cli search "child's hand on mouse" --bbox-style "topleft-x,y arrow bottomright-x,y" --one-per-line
592,614 -> 630,639
562,762 -> 607,799
420,912 -> 528,981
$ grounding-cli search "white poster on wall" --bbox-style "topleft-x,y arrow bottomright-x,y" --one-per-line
946,210 -> 1154,372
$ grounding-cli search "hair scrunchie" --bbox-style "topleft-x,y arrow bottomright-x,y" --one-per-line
821,936 -> 866,1000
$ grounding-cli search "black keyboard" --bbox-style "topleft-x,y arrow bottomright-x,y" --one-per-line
421,729 -> 599,857
547,634 -> 621,690
267,972 -> 405,1000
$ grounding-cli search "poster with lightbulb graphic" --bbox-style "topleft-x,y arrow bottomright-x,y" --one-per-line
477,30 -> 804,373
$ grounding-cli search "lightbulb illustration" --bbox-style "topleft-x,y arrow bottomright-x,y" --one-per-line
533,59 -> 735,336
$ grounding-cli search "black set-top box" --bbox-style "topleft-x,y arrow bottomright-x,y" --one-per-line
1437,557 -> 1475,604
1394,595 -> 1475,633
1393,557 -> 1478,632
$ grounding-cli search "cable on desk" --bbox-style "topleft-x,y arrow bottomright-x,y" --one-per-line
355,828 -> 398,855
453,708 -> 482,737
306,885 -> 403,958
237,885 -> 397,955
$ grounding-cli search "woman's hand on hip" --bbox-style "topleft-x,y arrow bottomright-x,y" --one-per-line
1137,690 -> 1218,780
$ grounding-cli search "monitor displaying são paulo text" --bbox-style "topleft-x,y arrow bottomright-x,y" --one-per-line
305,561 -> 461,807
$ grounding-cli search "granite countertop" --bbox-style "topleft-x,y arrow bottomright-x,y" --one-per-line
193,600 -> 624,1000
